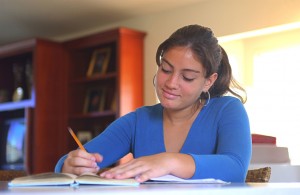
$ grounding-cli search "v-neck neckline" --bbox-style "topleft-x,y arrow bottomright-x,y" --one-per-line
160,104 -> 207,153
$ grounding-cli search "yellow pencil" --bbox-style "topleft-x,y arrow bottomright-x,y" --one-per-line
68,127 -> 87,152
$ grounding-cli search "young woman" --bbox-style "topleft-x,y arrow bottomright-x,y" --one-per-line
55,24 -> 251,183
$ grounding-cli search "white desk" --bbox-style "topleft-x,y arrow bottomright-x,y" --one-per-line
1,182 -> 300,195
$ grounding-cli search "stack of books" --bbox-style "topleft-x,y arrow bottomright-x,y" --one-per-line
251,134 -> 290,164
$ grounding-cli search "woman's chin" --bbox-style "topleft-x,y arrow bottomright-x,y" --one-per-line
160,101 -> 178,109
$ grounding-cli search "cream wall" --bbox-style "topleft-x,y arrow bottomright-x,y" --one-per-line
58,0 -> 300,106
221,28 -> 300,86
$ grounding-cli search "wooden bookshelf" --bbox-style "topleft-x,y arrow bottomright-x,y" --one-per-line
63,27 -> 146,152
0,39 -> 68,174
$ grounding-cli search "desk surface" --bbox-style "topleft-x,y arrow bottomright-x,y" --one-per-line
1,182 -> 300,195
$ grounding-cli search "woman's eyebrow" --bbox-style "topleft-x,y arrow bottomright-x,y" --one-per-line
161,58 -> 174,67
162,58 -> 201,74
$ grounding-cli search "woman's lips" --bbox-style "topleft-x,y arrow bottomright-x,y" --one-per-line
162,89 -> 178,100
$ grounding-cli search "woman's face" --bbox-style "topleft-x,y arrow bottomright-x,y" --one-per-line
155,46 -> 217,111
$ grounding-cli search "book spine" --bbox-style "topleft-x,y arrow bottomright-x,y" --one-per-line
251,134 -> 276,144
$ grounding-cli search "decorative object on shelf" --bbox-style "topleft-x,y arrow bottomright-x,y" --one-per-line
86,47 -> 111,77
83,87 -> 106,113
12,63 -> 25,102
76,131 -> 93,144
12,87 -> 23,102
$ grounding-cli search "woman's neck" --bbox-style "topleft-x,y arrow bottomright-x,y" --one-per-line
163,103 -> 202,125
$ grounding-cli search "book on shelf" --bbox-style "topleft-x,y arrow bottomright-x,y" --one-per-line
8,172 -> 139,187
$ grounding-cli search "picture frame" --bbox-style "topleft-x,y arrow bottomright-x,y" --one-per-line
86,47 -> 111,77
83,87 -> 106,113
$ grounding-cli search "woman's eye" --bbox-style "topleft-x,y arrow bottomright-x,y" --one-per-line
161,67 -> 171,73
183,76 -> 195,82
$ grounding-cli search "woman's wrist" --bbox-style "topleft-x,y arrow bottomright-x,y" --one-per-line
168,153 -> 195,179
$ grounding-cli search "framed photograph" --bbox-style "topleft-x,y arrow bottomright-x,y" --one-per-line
83,87 -> 106,113
86,47 -> 111,77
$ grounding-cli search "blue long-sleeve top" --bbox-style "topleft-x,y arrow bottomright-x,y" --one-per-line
55,96 -> 251,182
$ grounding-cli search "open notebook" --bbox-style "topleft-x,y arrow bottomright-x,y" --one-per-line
8,172 -> 139,187
8,172 -> 228,187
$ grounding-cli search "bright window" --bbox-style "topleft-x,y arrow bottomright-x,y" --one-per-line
221,25 -> 300,165
245,45 -> 300,165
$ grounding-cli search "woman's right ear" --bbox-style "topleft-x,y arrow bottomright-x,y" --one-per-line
203,73 -> 218,92
153,74 -> 157,87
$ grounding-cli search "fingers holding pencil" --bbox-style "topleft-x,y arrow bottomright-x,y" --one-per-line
62,127 -> 103,175
62,149 -> 103,175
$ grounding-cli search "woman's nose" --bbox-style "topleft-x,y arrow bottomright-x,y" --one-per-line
165,73 -> 179,89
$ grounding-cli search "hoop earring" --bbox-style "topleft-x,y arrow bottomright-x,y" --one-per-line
203,91 -> 210,107
153,74 -> 156,87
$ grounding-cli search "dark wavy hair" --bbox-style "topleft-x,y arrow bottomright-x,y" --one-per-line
155,24 -> 247,103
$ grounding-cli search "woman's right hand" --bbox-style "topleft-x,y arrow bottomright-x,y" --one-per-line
62,149 -> 103,175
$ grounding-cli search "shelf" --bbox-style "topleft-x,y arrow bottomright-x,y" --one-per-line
0,99 -> 34,111
69,110 -> 116,119
70,72 -> 117,84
